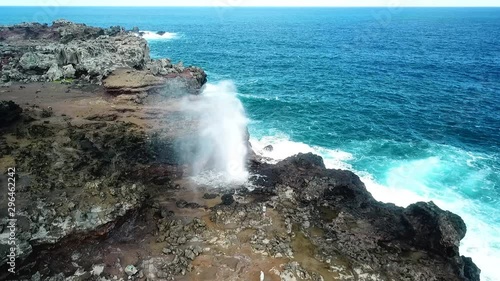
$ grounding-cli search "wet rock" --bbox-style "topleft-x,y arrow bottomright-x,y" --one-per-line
0,20 -> 206,88
221,193 -> 234,206
462,256 -> 481,281
404,201 -> 466,257
263,145 -> 273,152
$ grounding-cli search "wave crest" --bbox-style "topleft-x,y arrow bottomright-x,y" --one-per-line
136,31 -> 178,40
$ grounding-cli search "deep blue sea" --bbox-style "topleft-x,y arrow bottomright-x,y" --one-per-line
1,6 -> 499,280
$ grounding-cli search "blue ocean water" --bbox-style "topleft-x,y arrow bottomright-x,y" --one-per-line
1,6 -> 499,280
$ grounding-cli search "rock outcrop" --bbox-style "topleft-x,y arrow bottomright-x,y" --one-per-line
249,153 -> 480,281
0,93 -> 480,281
0,20 -> 206,94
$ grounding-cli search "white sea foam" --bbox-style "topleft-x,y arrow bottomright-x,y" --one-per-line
137,31 -> 178,40
250,133 -> 499,281
183,81 -> 249,186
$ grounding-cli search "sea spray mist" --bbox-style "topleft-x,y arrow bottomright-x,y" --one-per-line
179,80 -> 249,186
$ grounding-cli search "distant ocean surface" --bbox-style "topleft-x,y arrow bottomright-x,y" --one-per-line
1,7 -> 499,281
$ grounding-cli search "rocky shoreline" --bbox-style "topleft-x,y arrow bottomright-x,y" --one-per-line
0,20 -> 480,281
0,20 -> 206,98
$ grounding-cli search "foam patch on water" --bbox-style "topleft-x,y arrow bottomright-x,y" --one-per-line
190,170 -> 248,189
250,134 -> 353,170
238,93 -> 280,101
137,31 -> 178,40
250,133 -> 500,281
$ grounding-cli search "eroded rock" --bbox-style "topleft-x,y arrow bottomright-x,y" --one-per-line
0,20 -> 206,90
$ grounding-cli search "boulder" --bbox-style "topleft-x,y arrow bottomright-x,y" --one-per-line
18,52 -> 55,73
263,145 -> 273,152
46,63 -> 63,81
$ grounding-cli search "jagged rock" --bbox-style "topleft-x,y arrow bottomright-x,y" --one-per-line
62,64 -> 75,78
462,256 -> 481,281
146,58 -> 174,76
263,145 -> 273,152
404,201 -> 466,257
0,20 -> 206,89
0,21 -> 481,281
46,63 -> 63,81
0,100 -> 22,127
18,52 -> 55,73
221,193 -> 235,205
0,110 -> 156,276
202,193 -> 218,199
249,153 -> 479,281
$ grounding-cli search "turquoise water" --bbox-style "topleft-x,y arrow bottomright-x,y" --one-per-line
1,7 -> 499,280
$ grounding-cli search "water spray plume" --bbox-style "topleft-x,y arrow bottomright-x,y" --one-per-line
181,80 -> 250,186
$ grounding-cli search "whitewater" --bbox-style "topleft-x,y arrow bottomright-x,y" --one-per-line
180,81 -> 250,187
250,133 -> 500,281
9,6 -> 496,280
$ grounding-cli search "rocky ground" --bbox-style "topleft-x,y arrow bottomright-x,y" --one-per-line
0,20 -> 480,281
0,20 -> 206,95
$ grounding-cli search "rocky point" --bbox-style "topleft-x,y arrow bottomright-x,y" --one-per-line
0,20 -> 480,281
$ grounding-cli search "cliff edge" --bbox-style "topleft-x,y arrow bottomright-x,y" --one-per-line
0,20 -> 480,281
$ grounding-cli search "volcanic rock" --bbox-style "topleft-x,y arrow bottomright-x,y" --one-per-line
249,153 -> 480,281
0,20 -> 206,91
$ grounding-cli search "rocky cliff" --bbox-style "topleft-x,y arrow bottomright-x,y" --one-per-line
0,20 -> 206,95
0,20 -> 480,281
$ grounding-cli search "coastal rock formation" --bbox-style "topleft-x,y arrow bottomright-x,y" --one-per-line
249,153 -> 479,281
102,64 -> 207,97
0,94 -> 479,280
0,93 -> 189,279
0,20 -> 479,281
0,20 -> 206,94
